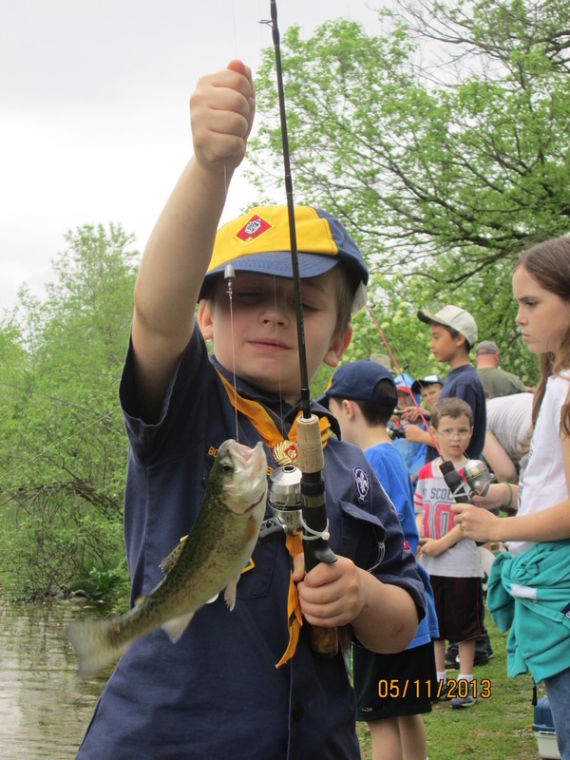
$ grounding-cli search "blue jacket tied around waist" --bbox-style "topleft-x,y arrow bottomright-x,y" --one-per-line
487,540 -> 570,683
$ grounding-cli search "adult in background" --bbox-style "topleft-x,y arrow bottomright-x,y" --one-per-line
484,392 -> 534,483
475,340 -> 528,398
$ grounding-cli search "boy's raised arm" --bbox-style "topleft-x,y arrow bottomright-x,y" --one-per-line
131,60 -> 255,419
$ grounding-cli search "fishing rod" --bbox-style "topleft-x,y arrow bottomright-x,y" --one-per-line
365,303 -> 441,454
269,0 -> 310,420
269,0 -> 338,657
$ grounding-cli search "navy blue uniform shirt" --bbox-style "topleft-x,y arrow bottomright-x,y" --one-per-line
76,327 -> 425,760
425,364 -> 487,463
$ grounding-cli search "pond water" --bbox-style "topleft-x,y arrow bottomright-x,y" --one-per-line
0,602 -> 110,759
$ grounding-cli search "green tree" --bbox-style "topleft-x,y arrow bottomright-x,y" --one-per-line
248,0 -> 567,381
0,224 -> 137,600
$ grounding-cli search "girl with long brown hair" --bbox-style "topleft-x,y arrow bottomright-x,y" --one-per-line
453,235 -> 570,758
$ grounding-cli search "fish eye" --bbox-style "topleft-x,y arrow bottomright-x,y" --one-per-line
221,460 -> 234,474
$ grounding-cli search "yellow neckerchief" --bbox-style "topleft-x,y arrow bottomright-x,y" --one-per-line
275,532 -> 304,668
216,370 -> 332,458
216,369 -> 331,667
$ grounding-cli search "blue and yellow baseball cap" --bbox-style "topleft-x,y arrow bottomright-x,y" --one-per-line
200,206 -> 368,307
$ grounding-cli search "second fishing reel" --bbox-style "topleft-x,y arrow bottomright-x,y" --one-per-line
441,458 -> 494,503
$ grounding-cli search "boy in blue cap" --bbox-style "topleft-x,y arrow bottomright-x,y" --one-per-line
74,61 -> 425,759
324,360 -> 438,760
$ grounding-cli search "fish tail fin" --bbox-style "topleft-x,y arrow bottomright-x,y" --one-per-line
65,618 -> 128,677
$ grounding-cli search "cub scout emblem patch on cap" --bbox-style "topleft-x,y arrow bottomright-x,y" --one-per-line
236,214 -> 272,242
353,467 -> 370,502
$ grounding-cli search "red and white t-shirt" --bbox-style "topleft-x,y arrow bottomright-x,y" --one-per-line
414,460 -> 482,578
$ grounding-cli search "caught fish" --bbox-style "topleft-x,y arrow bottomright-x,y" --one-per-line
65,439 -> 267,676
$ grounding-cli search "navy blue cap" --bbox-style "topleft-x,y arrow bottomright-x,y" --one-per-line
321,360 -> 396,406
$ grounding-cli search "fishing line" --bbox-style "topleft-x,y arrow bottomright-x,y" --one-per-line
231,0 -> 239,58
270,274 -> 287,440
365,303 -> 441,455
269,0 -> 311,420
224,264 -> 240,441
223,0 -> 241,443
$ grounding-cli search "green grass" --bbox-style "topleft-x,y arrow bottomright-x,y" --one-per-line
357,615 -> 544,759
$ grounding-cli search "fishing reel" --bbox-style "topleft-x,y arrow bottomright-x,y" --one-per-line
387,411 -> 407,440
440,458 -> 494,503
258,465 -> 304,543
462,459 -> 494,497
267,464 -> 303,534
266,460 -> 339,658
387,424 -> 407,440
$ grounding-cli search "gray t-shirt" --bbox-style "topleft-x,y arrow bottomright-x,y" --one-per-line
486,392 -> 533,464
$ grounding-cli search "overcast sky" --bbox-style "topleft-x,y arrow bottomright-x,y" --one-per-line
0,0 -> 385,312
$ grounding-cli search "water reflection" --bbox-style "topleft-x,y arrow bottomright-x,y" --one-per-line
0,602 -> 110,759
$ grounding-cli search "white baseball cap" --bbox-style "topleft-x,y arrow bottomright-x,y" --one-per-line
417,304 -> 478,346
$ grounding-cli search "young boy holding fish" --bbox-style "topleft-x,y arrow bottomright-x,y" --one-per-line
73,60 -> 425,759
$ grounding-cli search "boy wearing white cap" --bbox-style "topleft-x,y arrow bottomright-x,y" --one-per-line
405,305 -> 487,465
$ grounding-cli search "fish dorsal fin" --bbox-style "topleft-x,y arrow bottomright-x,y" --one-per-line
162,610 -> 195,643
159,534 -> 188,576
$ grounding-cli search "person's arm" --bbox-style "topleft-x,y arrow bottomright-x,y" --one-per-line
453,433 -> 570,542
401,407 -> 421,423
419,524 -> 463,557
483,430 -> 517,483
131,61 -> 255,420
293,555 -> 419,653
472,481 -> 518,510
404,424 -> 435,447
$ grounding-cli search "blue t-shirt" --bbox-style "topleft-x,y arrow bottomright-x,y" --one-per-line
365,444 -> 418,552
391,428 -> 427,484
365,443 -> 439,646
426,363 -> 486,462
75,327 -> 425,760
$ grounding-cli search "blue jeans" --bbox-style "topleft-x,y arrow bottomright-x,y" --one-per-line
544,666 -> 570,760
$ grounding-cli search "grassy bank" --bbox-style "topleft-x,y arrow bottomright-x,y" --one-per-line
357,615 -> 545,759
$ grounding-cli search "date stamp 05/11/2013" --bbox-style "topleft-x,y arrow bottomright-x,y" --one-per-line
377,678 -> 492,701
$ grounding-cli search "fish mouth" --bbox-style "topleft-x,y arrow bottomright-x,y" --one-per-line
225,440 -> 268,515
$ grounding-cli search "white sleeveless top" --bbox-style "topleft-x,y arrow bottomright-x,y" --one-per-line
509,370 -> 570,555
